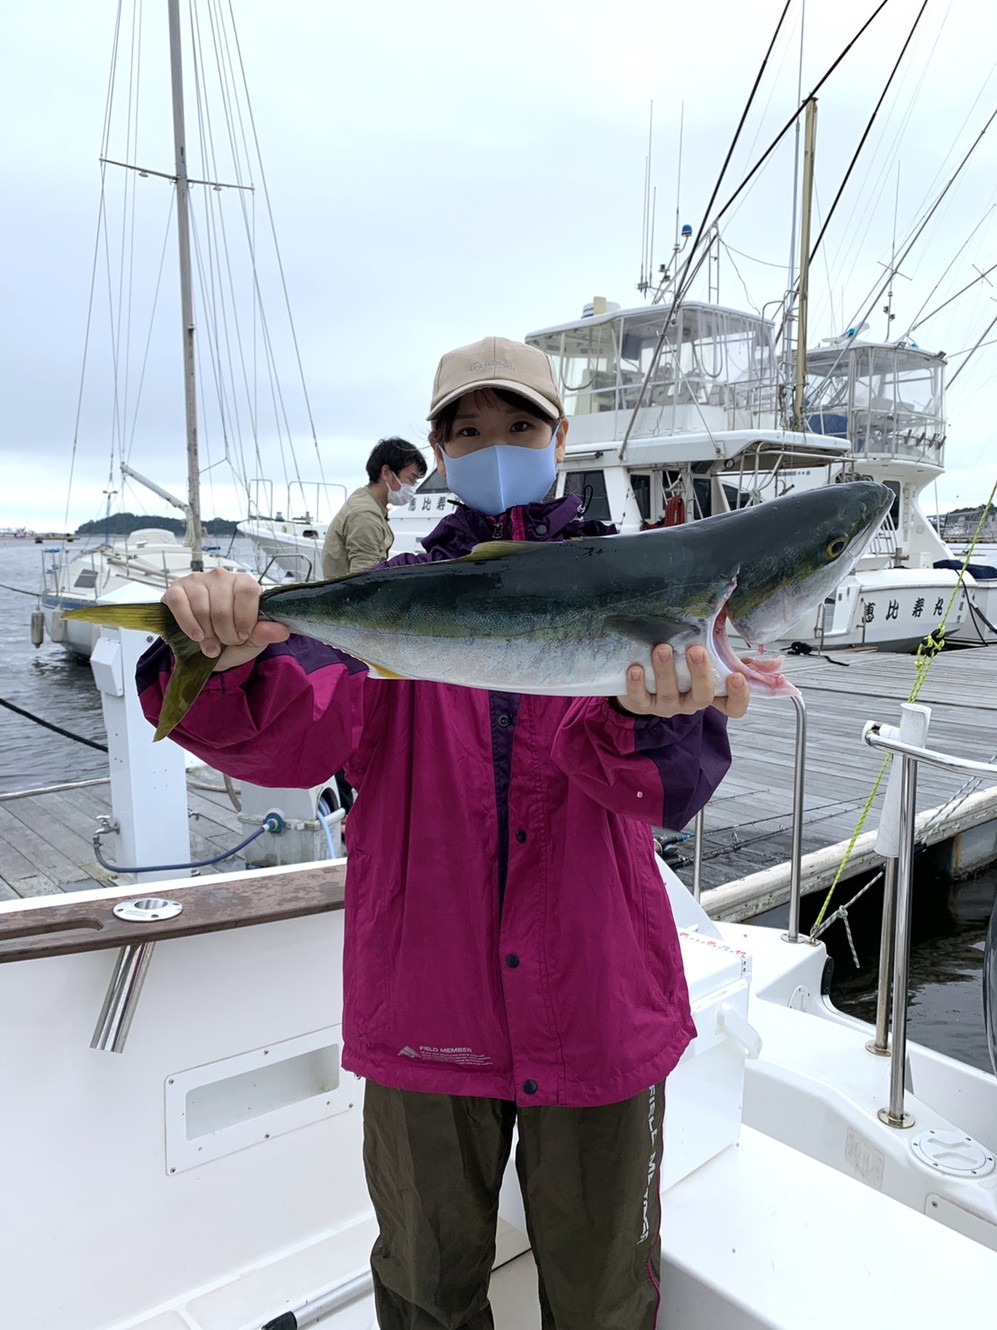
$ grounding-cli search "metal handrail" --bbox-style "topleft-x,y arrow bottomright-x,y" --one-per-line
863,726 -> 997,780
689,692 -> 808,938
863,720 -> 997,1127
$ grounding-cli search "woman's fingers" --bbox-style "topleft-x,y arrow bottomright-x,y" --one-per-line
162,569 -> 269,658
616,644 -> 752,718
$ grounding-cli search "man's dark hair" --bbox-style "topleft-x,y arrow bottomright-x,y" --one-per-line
366,437 -> 427,484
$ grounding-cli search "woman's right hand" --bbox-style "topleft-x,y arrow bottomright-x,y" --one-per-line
162,568 -> 290,671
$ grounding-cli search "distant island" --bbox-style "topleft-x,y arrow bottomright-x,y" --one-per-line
74,513 -> 240,538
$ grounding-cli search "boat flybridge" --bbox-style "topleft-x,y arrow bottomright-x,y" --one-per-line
389,297 -> 853,555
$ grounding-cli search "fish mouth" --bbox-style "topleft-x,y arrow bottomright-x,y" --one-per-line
714,606 -> 797,697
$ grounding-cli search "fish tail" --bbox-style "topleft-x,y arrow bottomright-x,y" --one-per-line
154,626 -> 219,741
63,602 -> 174,634
63,601 -> 216,741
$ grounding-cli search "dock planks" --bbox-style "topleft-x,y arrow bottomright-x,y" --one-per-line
667,646 -> 997,897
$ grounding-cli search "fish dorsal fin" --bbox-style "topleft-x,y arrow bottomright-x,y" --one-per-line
462,540 -> 537,561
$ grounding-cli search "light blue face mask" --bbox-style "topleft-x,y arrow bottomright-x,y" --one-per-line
443,437 -> 558,515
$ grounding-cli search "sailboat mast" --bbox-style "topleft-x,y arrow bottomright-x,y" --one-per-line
167,0 -> 204,571
792,97 -> 817,430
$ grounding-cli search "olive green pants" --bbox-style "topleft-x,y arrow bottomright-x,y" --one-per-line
362,1080 -> 665,1330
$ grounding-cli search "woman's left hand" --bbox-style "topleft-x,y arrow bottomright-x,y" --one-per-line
615,643 -> 751,719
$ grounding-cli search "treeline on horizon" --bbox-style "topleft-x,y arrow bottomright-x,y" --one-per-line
73,513 -> 240,537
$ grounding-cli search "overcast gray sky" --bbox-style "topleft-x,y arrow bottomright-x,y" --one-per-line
3,0 -> 997,529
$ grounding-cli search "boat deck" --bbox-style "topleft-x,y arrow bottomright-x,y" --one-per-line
3,646 -> 997,914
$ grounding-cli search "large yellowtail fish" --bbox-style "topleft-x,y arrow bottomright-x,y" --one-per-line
66,481 -> 892,740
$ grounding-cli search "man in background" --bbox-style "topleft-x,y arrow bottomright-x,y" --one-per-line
322,437 -> 427,579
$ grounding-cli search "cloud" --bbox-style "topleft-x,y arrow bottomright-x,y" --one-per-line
4,0 -> 997,529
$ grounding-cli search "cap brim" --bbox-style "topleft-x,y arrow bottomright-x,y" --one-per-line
427,379 -> 561,422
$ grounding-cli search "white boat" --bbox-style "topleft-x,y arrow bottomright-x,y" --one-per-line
41,504 -> 264,660
389,297 -> 982,654
238,480 -> 347,582
15,7 -> 997,1324
4,710 -> 997,1328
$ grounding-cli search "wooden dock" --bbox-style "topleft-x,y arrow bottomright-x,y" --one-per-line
0,772 -> 247,899
670,645 -> 997,916
3,647 -> 997,916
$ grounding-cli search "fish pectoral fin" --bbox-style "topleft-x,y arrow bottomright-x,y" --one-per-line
605,614 -> 696,646
358,658 -> 410,680
462,540 -> 536,561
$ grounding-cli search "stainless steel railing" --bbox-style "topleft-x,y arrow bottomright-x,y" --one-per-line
689,693 -> 808,942
862,720 -> 997,1127
687,694 -> 996,1129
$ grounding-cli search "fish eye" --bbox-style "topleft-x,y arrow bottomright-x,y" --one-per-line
826,536 -> 847,559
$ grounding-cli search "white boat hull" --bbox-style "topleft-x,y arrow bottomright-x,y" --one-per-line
3,861 -> 996,1328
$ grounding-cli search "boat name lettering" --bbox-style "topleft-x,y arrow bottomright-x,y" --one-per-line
862,595 -> 945,626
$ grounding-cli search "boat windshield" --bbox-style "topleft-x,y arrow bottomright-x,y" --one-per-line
805,344 -> 945,462
528,303 -> 777,419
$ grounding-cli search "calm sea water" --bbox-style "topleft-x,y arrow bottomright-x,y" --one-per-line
1,537 -> 994,1075
0,538 -> 108,793
0,536 -> 256,794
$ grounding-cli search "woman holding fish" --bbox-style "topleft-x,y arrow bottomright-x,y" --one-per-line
137,336 -> 749,1330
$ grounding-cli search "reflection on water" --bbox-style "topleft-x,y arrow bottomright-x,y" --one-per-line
832,914 -> 993,1075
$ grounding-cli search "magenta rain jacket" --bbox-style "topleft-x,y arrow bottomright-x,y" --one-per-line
137,495 -> 732,1107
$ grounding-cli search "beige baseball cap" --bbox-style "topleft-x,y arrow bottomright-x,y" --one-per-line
427,335 -> 563,422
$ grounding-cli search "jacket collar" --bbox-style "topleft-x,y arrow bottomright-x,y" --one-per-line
420,493 -> 613,558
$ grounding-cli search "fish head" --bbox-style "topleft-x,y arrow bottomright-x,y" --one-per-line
726,481 -> 894,648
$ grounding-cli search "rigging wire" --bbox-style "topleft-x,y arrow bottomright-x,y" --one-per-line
906,211 -> 997,334
224,0 -> 325,485
805,1 -> 929,281
619,0 -> 794,460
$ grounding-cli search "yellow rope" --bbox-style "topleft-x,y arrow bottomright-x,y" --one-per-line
809,483 -> 997,935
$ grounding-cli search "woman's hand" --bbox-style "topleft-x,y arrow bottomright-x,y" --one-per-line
161,568 -> 290,671
615,643 -> 751,719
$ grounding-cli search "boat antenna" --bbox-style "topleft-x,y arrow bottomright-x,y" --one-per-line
791,98 -> 817,430
838,97 -> 997,359
167,0 -> 204,572
620,0 -> 793,458
880,165 -> 905,339
638,103 -> 656,296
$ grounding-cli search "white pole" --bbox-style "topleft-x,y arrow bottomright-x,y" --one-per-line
89,623 -> 191,880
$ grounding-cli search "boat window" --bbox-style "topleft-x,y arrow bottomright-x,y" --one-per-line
563,470 -> 612,522
630,473 -> 651,521
807,345 -> 944,456
535,322 -> 620,415
73,569 -> 98,589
